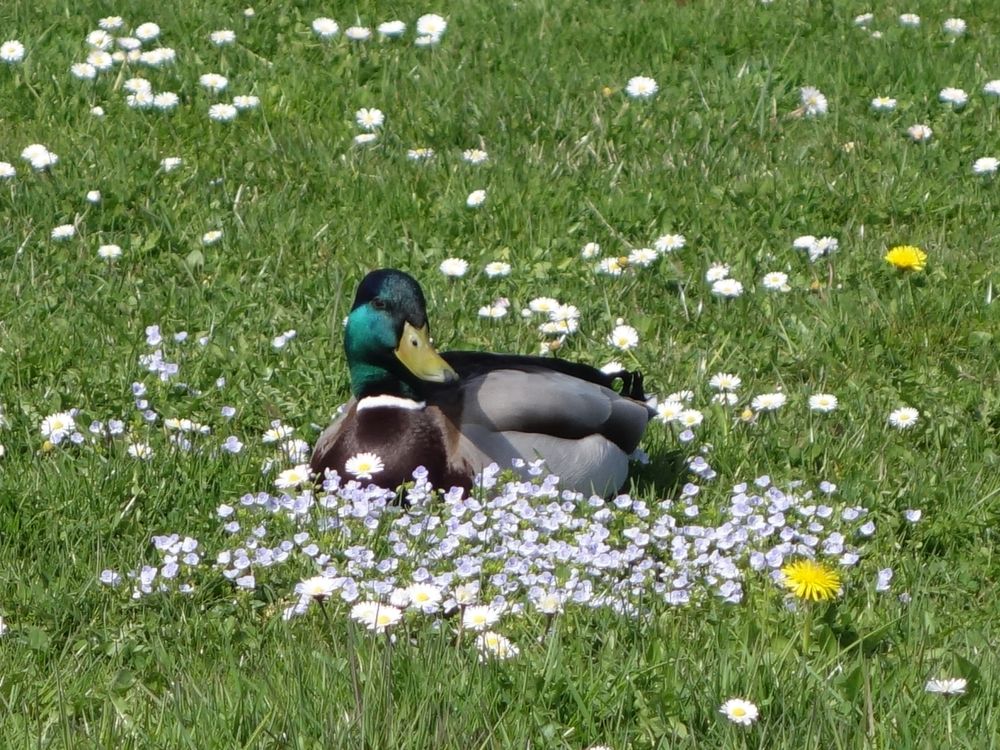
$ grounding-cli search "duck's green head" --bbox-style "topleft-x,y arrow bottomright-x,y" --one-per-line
344,269 -> 458,399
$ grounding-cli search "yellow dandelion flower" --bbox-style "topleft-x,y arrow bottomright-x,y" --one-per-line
780,559 -> 842,602
885,245 -> 927,271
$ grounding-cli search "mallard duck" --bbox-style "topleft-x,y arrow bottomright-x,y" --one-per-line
311,269 -> 654,496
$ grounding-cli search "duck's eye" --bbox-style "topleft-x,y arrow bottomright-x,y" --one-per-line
371,298 -> 386,310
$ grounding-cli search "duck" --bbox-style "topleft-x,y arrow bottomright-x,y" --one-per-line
311,269 -> 654,496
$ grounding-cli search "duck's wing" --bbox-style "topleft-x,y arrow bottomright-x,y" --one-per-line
437,354 -> 653,454
442,351 -> 648,401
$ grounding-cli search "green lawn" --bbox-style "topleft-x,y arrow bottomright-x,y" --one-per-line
1,1 -> 998,747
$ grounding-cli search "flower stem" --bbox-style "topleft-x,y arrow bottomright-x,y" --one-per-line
801,602 -> 812,653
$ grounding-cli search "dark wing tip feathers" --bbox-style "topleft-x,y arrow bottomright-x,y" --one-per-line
442,351 -> 650,401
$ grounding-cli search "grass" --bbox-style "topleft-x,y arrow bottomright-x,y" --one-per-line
1,0 -> 999,747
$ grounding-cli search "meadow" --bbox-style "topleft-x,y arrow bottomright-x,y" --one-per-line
1,0 -> 999,747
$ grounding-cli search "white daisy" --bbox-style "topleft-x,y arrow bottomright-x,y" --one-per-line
127,91 -> 155,109
161,157 -> 183,172
484,261 -> 511,278
91,106 -> 105,117
898,13 -> 920,28
478,300 -> 509,319
22,144 -> 59,171
99,17 -> 124,31
1,40 -> 26,64
625,75 -> 658,99
71,63 -> 97,80
127,442 -> 153,460
40,411 -> 76,443
297,575 -> 337,601
124,77 -> 152,94
678,409 -> 703,428
608,324 -> 639,351
414,34 -> 440,47
654,233 -> 686,253
539,319 -> 577,336
210,29 -> 236,46
942,18 -> 966,36
262,422 -> 293,443
462,605 -> 501,631
792,235 -> 816,251
809,393 -> 838,412
466,189 -> 487,208
476,631 -> 519,661
925,678 -> 966,696
274,464 -> 311,490
202,230 -> 223,245
199,73 -> 228,92
350,601 -> 402,633
800,86 -> 828,116
972,157 -> 999,175
404,583 -> 442,613
51,224 -> 76,241
720,698 -> 759,726
751,392 -> 787,412
86,49 -> 114,70
888,407 -> 919,429
0,162 -> 15,179
712,278 -> 744,297
97,244 -> 122,260
233,95 -> 260,110
139,48 -> 176,67
907,124 -> 932,142
762,271 -> 789,291
416,14 -> 447,38
628,247 -> 658,267
706,262 -> 730,282
439,258 -> 469,277
983,80 -> 1000,97
709,373 -> 741,391
353,133 -> 378,146
870,96 -> 897,112
853,13 -> 874,27
407,147 -> 435,160
355,108 -> 384,130
312,18 -> 340,39
580,242 -> 601,259
462,148 -> 488,164
810,236 -> 839,263
596,257 -> 628,275
344,451 -> 385,480
377,21 -> 406,38
939,87 -> 968,107
135,22 -> 161,42
528,297 -> 560,314
208,103 -> 238,122
345,26 -> 371,41
154,92 -> 179,110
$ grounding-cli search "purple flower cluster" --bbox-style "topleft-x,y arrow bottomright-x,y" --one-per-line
105,461 -> 874,619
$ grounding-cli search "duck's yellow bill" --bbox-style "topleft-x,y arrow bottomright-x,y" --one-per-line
395,322 -> 458,383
